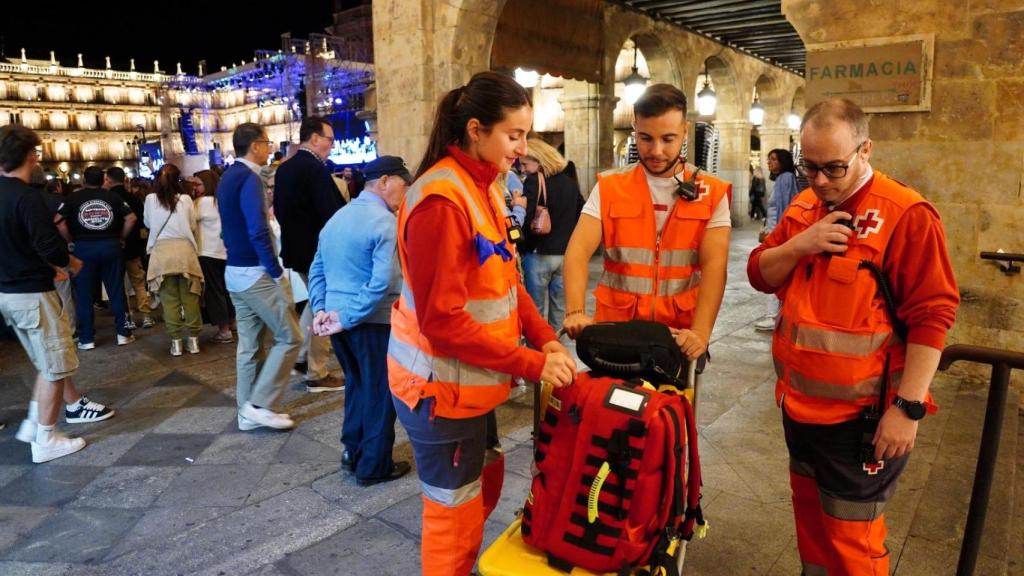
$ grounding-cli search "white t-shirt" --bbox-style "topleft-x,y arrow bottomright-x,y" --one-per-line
143,193 -> 198,252
194,196 -> 227,260
582,168 -> 731,236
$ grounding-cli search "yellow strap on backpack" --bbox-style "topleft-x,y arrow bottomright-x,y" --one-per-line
588,461 -> 611,523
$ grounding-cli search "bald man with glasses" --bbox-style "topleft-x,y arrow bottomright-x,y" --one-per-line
747,98 -> 959,575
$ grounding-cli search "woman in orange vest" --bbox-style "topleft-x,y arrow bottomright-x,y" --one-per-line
388,71 -> 578,576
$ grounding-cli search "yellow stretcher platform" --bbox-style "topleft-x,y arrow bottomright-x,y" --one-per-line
478,518 -> 608,576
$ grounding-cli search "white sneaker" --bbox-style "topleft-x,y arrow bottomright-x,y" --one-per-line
239,402 -> 294,430
185,336 -> 200,355
31,428 -> 87,463
237,413 -> 260,431
16,419 -> 37,443
77,341 -> 96,350
117,334 -> 136,346
754,316 -> 777,332
141,315 -> 156,329
170,339 -> 183,357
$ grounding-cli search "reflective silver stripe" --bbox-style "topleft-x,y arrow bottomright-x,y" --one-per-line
661,249 -> 700,268
388,332 -> 433,380
819,492 -> 887,521
401,282 -> 415,311
801,562 -> 828,576
598,270 -> 653,293
432,356 -> 511,388
779,316 -> 893,358
788,369 -> 903,402
464,288 -> 516,325
421,478 -> 482,507
658,271 -> 702,296
605,247 -> 654,266
790,457 -> 815,478
404,167 -> 488,227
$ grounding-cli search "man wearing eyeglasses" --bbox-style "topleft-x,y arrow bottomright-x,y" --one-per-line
218,123 -> 301,432
747,98 -> 959,575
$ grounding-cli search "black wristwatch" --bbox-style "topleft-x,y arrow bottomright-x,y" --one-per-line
893,395 -> 926,420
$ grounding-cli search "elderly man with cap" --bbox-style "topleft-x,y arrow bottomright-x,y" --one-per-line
308,156 -> 413,485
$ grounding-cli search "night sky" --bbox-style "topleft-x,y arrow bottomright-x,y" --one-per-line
1,0 -> 362,75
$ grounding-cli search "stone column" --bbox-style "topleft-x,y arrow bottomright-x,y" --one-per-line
559,80 -> 618,197
715,119 -> 752,222
757,125 -> 793,198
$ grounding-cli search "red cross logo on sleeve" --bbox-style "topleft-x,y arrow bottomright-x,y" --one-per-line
853,209 -> 885,239
863,460 -> 885,475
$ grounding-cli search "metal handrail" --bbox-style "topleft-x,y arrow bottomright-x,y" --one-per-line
938,344 -> 1024,576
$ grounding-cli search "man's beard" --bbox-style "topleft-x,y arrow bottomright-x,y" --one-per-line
639,153 -> 682,177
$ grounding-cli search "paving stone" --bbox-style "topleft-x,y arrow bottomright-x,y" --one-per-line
0,464 -> 31,489
48,432 -> 145,467
70,466 -> 181,508
246,462 -> 338,504
0,437 -> 31,465
81,408 -> 176,437
0,465 -> 102,507
0,561 -> 80,576
244,562 -> 293,576
195,432 -> 289,465
683,494 -> 794,575
113,433 -> 218,466
503,444 -> 534,479
282,518 -> 420,576
893,534 -> 1004,576
0,506 -> 58,556
155,464 -> 267,508
274,432 -> 342,464
152,407 -> 238,434
100,487 -> 358,576
311,469 -> 421,516
490,470 -> 531,528
377,492 -> 424,539
124,385 -> 204,409
5,507 -> 144,563
103,506 -> 237,560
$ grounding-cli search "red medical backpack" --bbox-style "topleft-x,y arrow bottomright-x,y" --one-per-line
521,372 -> 703,575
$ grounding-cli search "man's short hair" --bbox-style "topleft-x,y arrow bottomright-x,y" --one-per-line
299,116 -> 332,143
233,123 -> 265,157
634,84 -> 688,120
273,151 -> 283,161
106,166 -> 126,183
801,98 -> 869,142
0,124 -> 41,172
83,165 -> 105,186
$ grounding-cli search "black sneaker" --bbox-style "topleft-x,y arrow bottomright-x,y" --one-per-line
65,397 -> 115,424
356,461 -> 411,487
341,450 -> 356,473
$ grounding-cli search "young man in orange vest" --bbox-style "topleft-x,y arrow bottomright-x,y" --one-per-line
747,98 -> 959,575
563,83 -> 732,360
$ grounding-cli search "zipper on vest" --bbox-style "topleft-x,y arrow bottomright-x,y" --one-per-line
651,236 -> 661,320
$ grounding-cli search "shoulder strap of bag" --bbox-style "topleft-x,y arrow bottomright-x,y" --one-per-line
538,172 -> 548,207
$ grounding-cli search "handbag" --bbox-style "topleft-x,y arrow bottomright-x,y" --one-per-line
529,173 -> 551,235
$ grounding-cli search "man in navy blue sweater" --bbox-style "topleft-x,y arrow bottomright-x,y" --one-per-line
218,123 -> 301,431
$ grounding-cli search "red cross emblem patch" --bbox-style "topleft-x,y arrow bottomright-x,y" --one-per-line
853,209 -> 885,239
863,460 -> 885,475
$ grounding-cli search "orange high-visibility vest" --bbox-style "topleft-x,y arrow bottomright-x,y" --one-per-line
388,156 -> 520,419
594,163 -> 730,329
773,172 -> 935,424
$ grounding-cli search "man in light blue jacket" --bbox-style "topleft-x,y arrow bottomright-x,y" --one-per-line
308,156 -> 412,486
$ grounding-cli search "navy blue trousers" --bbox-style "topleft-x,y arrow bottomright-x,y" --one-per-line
72,238 -> 131,343
330,323 -> 396,479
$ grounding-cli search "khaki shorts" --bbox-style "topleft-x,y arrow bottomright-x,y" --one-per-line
0,290 -> 78,382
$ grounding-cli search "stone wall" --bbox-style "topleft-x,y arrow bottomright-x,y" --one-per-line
784,0 -> 1024,367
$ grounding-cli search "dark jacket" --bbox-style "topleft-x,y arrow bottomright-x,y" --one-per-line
217,161 -> 282,278
0,175 -> 69,293
272,149 -> 345,274
522,165 -> 584,256
113,185 -> 146,259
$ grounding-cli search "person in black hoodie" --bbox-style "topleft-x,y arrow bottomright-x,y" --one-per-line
105,167 -> 153,328
272,116 -> 345,392
521,138 -> 583,337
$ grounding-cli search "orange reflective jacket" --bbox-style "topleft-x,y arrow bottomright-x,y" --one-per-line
594,163 -> 730,329
388,157 -> 520,419
773,172 -> 935,424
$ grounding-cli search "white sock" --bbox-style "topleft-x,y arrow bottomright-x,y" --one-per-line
66,399 -> 83,412
36,423 -> 55,443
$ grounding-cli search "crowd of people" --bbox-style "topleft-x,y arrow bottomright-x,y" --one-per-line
0,72 -> 960,576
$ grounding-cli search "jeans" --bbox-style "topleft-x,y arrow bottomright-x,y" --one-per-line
522,253 -> 566,335
72,238 -> 131,343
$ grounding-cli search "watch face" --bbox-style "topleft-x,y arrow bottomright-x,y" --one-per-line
897,397 -> 926,420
